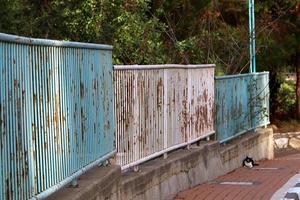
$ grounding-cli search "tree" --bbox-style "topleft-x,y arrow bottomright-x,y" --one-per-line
0,0 -> 299,118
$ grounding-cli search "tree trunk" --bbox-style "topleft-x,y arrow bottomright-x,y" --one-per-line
297,45 -> 300,119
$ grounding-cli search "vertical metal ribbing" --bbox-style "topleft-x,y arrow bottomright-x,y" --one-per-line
42,46 -> 49,190
74,48 -> 80,172
187,68 -> 192,143
66,48 -> 72,177
15,44 -> 20,200
116,70 -> 120,166
216,73 -> 269,143
49,46 -> 55,188
65,48 -> 71,180
81,49 -> 86,166
10,43 -> 17,200
39,45 -> 45,193
133,70 -> 139,164
95,50 -> 99,160
63,48 -> 69,180
123,70 -> 126,166
3,43 -> 7,200
163,69 -> 168,153
56,46 -> 62,184
0,42 -> 3,200
80,49 -> 85,167
0,43 -> 4,199
6,43 -> 10,199
22,44 -> 27,198
22,44 -> 29,199
124,71 -> 128,166
87,50 -> 92,164
18,43 -> 23,199
114,70 -> 118,165
126,71 -> 130,165
5,42 -> 9,200
41,45 -> 46,192
27,44 -> 34,197
138,71 -> 142,161
58,47 -> 65,182
40,46 -> 47,193
0,34 -> 114,199
114,65 -> 216,170
48,46 -> 55,188
32,45 -> 39,194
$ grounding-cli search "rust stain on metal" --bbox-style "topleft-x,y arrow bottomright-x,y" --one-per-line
80,82 -> 84,98
114,66 -> 215,168
54,94 -> 61,154
81,107 -> 85,141
0,38 -> 115,200
156,78 -> 163,109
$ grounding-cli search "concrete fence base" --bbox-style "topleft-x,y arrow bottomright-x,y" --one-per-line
47,128 -> 273,200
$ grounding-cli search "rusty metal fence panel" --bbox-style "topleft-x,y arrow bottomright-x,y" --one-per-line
114,64 -> 215,170
215,72 -> 270,143
0,33 -> 115,199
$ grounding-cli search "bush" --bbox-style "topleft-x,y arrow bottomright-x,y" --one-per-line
276,81 -> 296,116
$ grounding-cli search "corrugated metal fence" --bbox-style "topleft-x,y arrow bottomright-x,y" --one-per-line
215,72 -> 270,142
114,65 -> 215,170
0,33 -> 115,199
0,32 -> 271,198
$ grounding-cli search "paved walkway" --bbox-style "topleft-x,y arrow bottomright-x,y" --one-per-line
175,153 -> 300,200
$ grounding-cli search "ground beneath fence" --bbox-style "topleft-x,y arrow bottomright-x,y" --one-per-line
271,120 -> 300,133
175,151 -> 300,200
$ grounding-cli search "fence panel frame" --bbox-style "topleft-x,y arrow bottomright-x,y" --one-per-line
215,72 -> 270,143
114,64 -> 215,170
0,33 -> 116,200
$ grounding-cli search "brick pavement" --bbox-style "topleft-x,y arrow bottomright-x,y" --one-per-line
175,153 -> 300,200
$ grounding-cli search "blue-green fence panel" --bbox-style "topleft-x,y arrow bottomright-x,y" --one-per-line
0,33 -> 115,199
215,72 -> 269,143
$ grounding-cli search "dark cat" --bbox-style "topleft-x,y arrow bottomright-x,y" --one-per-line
243,156 -> 259,168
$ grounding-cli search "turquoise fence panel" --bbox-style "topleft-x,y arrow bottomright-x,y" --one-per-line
0,33 -> 115,199
215,72 -> 269,143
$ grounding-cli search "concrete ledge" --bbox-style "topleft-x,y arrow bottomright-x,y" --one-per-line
122,128 -> 273,200
46,128 -> 273,200
47,165 -> 121,200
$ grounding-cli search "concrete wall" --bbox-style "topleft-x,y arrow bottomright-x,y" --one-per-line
47,128 -> 273,200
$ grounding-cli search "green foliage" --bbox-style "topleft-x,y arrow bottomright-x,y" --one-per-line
0,0 -> 298,69
257,1 -> 299,70
0,0 -> 299,119
49,0 -> 122,42
277,81 -> 296,115
113,0 -> 167,64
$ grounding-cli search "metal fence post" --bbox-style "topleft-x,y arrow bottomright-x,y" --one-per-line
163,69 -> 168,159
187,68 -> 192,149
133,71 -> 140,171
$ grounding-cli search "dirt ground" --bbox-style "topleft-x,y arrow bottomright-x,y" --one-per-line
271,119 -> 300,133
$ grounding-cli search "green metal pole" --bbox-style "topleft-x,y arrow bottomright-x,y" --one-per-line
249,0 -> 256,73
